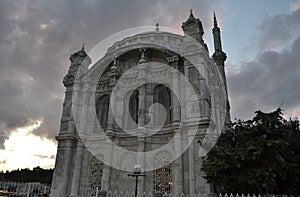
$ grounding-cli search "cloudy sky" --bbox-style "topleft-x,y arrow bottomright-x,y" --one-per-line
0,0 -> 300,171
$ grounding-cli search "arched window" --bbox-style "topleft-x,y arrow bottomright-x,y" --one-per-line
88,156 -> 103,196
153,151 -> 173,193
97,95 -> 110,130
189,66 -> 201,95
129,90 -> 139,125
153,85 -> 172,126
123,90 -> 139,129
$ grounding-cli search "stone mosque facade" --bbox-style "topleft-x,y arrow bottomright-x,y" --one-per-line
50,11 -> 230,197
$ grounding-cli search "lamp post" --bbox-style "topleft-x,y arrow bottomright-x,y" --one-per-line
128,164 -> 146,197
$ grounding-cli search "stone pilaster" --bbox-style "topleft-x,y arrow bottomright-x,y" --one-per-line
101,111 -> 114,192
188,130 -> 196,196
50,134 -> 77,197
69,140 -> 84,197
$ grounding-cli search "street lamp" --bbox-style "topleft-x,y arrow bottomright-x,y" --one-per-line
128,164 -> 146,197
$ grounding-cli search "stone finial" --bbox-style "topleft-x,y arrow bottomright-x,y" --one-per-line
139,48 -> 147,64
155,23 -> 159,31
190,9 -> 193,16
108,58 -> 120,86
111,58 -> 118,72
81,43 -> 85,51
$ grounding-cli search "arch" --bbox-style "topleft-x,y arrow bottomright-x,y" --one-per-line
153,84 -> 172,126
96,94 -> 110,130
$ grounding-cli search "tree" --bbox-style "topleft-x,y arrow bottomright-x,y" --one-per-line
202,108 -> 300,195
0,167 -> 53,184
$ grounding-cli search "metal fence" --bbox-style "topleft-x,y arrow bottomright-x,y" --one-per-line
78,190 -> 296,197
0,181 -> 50,196
78,189 -> 263,197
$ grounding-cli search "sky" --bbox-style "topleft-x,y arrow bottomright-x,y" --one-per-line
0,0 -> 300,171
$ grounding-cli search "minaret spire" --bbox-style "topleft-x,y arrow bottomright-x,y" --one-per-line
213,12 -> 218,27
190,9 -> 194,17
212,12 -> 230,125
212,12 -> 226,62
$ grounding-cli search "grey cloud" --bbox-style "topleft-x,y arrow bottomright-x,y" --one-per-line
258,8 -> 300,51
228,37 -> 300,120
0,0 -> 219,149
227,7 -> 300,120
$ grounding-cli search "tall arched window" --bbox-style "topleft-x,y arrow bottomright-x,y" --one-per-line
153,85 -> 172,126
97,95 -> 110,130
88,156 -> 103,196
123,90 -> 139,129
129,90 -> 139,125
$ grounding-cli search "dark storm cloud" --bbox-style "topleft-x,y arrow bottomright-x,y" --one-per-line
0,0 -> 219,149
228,37 -> 300,120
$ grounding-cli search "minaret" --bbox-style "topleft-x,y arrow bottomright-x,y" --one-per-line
212,13 -> 231,124
182,9 -> 208,51
212,12 -> 227,74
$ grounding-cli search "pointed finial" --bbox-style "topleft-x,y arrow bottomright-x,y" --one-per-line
190,9 -> 193,16
81,43 -> 85,51
111,58 -> 118,71
213,12 -> 218,27
155,23 -> 159,31
139,48 -> 147,64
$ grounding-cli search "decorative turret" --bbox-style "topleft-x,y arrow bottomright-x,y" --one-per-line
60,45 -> 91,134
182,9 -> 208,51
63,44 -> 91,87
108,58 -> 120,86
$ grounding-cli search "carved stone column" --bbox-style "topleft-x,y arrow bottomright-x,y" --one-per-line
188,130 -> 196,195
136,49 -> 147,194
101,136 -> 113,192
183,61 -> 197,195
101,103 -> 114,192
167,56 -> 183,195
51,134 -> 77,197
137,84 -> 146,194
167,56 -> 181,123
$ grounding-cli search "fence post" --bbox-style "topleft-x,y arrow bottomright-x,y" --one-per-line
27,183 -> 31,197
153,192 -> 162,197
